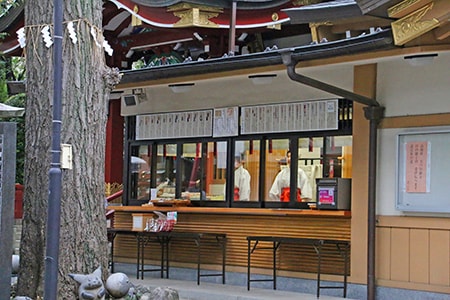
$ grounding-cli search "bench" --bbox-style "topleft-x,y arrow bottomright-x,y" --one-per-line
246,236 -> 350,298
135,231 -> 227,285
107,228 -> 137,273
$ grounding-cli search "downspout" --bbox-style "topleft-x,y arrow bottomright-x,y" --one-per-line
364,105 -> 384,300
44,0 -> 63,298
280,50 -> 384,300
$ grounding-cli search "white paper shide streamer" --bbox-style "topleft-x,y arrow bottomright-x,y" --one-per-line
15,22 -> 113,56
41,25 -> 53,48
16,28 -> 26,48
67,21 -> 77,44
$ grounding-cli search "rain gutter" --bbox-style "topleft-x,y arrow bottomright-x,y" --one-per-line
118,29 -> 395,85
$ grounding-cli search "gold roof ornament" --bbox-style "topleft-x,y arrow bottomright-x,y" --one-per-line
168,3 -> 223,28
132,5 -> 142,27
292,0 -> 322,6
267,12 -> 281,30
390,2 -> 440,45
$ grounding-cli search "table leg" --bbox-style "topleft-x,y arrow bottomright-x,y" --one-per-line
316,242 -> 322,299
221,237 -> 226,284
343,243 -> 349,298
247,239 -> 251,290
272,241 -> 277,290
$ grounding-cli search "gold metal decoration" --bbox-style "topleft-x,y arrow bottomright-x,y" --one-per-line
168,3 -> 222,28
105,182 -> 123,197
267,12 -> 281,30
292,0 -> 322,6
131,5 -> 142,26
309,21 -> 333,42
391,2 -> 440,45
388,0 -> 432,18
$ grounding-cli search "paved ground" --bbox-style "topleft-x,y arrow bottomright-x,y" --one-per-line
114,263 -> 352,300
129,277 -> 351,300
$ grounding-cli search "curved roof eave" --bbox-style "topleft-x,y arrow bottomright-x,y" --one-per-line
131,0 -> 293,9
108,0 -> 292,28
119,28 -> 395,85
0,1 -> 24,32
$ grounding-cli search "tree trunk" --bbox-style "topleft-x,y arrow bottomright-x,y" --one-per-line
18,1 -> 115,298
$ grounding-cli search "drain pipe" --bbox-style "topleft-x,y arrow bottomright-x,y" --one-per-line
364,105 -> 384,300
280,50 -> 384,300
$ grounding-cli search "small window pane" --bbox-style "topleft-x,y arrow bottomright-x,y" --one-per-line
265,139 -> 289,202
207,141 -> 227,201
156,144 -> 177,199
233,140 -> 259,201
130,145 -> 151,201
324,136 -> 352,178
298,137 -> 323,202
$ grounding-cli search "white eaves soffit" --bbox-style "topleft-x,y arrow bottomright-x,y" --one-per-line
120,64 -> 355,116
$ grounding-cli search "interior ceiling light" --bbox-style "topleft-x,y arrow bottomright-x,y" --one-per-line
248,74 -> 277,85
168,83 -> 195,93
404,53 -> 438,67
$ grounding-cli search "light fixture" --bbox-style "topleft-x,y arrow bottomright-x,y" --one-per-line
132,88 -> 143,95
238,32 -> 248,42
248,74 -> 277,85
404,53 -> 438,67
168,83 -> 195,93
125,50 -> 134,58
173,42 -> 182,51
193,32 -> 203,41
122,94 -> 137,106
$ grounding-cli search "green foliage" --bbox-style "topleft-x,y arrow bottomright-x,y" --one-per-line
3,93 -> 25,184
0,0 -> 21,15
0,58 -> 8,101
0,55 -> 26,184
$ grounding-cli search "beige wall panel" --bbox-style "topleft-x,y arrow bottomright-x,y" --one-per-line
409,229 -> 429,284
376,227 -> 391,280
350,64 -> 377,284
429,230 -> 450,286
390,228 -> 410,281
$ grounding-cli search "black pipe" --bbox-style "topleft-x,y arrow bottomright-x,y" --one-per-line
280,51 -> 385,300
364,106 -> 384,300
44,0 -> 63,298
280,51 -> 379,107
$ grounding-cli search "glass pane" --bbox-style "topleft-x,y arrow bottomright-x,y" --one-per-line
181,143 -> 204,200
298,137 -> 324,203
206,141 -> 227,201
265,139 -> 289,202
323,136 -> 352,178
234,140 -> 259,201
155,144 -> 177,199
130,145 -> 152,201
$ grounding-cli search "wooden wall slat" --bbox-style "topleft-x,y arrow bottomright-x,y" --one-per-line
376,227 -> 391,280
390,228 -> 410,282
112,211 -> 351,277
377,217 -> 450,290
409,229 -> 429,284
429,230 -> 450,286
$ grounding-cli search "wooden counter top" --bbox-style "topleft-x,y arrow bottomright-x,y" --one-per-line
107,205 -> 351,217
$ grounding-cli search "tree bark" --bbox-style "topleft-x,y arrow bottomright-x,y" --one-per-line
18,1 -> 115,298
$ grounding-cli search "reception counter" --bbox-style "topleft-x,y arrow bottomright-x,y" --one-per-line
108,206 -> 351,279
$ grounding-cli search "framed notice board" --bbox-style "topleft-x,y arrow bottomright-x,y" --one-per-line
396,126 -> 450,213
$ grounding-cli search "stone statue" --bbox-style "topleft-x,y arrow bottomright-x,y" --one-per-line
69,266 -> 106,300
105,272 -> 131,298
